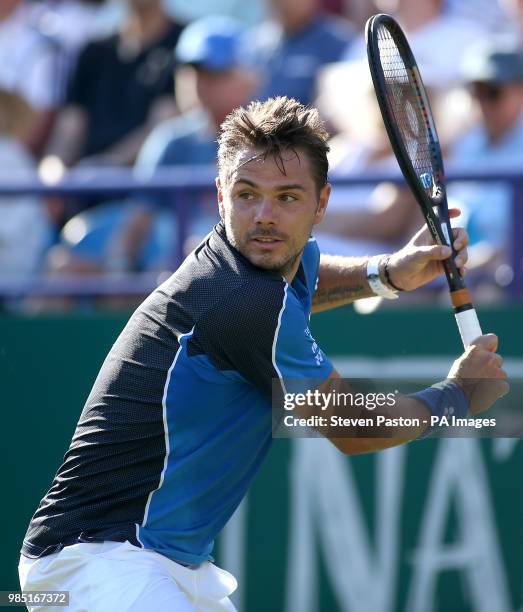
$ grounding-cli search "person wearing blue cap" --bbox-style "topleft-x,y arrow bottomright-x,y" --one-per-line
46,16 -> 257,277
107,16 -> 258,271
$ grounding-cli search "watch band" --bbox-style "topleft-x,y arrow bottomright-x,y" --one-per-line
366,255 -> 399,300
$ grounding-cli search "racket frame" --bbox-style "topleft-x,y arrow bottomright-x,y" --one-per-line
365,13 -> 483,346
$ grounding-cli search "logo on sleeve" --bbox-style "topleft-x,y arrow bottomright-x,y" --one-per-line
305,327 -> 325,366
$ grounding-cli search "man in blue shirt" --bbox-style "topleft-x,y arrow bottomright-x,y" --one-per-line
245,0 -> 354,105
19,97 -> 507,611
449,38 -> 523,281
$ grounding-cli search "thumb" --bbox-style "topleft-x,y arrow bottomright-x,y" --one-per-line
472,333 -> 499,353
416,244 -> 452,260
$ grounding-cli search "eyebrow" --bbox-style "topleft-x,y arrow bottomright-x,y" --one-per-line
234,179 -> 306,191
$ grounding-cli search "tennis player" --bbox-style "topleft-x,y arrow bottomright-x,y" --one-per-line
19,96 -> 507,611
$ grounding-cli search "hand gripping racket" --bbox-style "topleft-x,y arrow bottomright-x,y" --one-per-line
366,13 -> 482,348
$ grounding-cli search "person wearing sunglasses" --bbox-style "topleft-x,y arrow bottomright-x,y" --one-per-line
446,38 -> 523,294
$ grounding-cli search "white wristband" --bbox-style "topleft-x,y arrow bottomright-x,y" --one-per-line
366,255 -> 398,300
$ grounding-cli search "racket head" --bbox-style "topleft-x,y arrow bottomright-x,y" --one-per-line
365,14 -> 453,246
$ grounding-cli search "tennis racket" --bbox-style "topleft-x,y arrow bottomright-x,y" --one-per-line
365,13 -> 482,348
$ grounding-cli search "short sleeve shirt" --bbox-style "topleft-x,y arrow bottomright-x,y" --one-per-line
67,22 -> 183,157
21,223 -> 332,566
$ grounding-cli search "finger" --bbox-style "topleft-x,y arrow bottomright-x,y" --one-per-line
473,333 -> 498,352
411,224 -> 430,245
448,208 -> 462,219
499,380 -> 510,396
418,244 -> 452,260
452,228 -> 469,250
494,368 -> 508,381
486,352 -> 504,369
455,247 -> 468,268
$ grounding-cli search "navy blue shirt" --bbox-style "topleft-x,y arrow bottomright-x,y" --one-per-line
22,223 -> 333,565
247,14 -> 354,105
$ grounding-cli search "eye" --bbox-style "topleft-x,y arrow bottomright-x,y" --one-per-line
279,193 -> 298,203
238,191 -> 255,201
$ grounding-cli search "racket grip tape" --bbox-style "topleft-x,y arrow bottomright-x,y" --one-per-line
454,309 -> 483,348
450,288 -> 473,308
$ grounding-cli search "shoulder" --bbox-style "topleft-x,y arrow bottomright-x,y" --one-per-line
316,14 -> 355,42
241,21 -> 282,60
193,227 -> 287,325
79,32 -> 117,57
301,237 -> 321,291
164,20 -> 185,46
136,110 -> 208,169
296,15 -> 354,62
200,267 -> 287,334
449,125 -> 488,162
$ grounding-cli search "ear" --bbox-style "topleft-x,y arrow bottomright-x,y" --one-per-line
313,183 -> 331,226
216,176 -> 225,220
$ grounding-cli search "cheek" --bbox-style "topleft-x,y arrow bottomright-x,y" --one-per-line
223,203 -> 249,237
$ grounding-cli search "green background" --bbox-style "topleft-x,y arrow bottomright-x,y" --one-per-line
1,305 -> 521,611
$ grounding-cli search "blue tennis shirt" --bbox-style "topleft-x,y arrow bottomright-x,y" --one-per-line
21,222 -> 333,565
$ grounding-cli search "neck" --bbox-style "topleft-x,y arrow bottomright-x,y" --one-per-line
0,2 -> 19,23
281,12 -> 316,35
283,255 -> 302,283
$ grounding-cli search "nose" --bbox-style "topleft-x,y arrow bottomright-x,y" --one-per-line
254,197 -> 278,225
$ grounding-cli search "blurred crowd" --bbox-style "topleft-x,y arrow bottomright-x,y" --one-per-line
1,0 -> 523,308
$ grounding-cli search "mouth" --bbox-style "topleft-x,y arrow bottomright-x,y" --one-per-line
250,237 -> 284,249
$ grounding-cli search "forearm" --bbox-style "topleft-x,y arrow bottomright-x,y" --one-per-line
298,371 -> 431,454
45,106 -> 87,166
329,395 -> 430,455
317,184 -> 416,242
96,98 -> 177,166
312,253 -> 392,312
101,125 -> 151,166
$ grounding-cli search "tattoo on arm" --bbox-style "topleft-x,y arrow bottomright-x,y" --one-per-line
312,254 -> 375,312
312,283 -> 368,308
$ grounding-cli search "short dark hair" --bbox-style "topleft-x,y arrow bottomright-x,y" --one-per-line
217,96 -> 330,193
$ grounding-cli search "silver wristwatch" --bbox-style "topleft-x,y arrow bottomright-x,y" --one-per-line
366,255 -> 398,300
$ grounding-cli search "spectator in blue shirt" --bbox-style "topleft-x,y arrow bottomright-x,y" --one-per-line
245,0 -> 355,105
447,38 -> 523,288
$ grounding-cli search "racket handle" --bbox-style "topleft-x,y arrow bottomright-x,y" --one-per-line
455,309 -> 482,348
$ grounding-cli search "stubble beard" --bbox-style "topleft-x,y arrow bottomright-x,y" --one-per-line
224,216 -> 305,277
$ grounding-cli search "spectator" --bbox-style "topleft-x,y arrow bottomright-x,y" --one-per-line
0,0 -> 68,155
43,0 -> 184,169
48,16 -> 257,277
446,0 -> 508,33
344,0 -> 486,87
314,60 -> 411,258
447,38 -> 523,288
245,0 -> 355,105
0,89 -> 52,278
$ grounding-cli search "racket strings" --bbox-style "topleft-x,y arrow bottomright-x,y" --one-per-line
376,24 -> 436,182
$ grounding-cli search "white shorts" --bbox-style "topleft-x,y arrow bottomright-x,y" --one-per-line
18,540 -> 237,612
